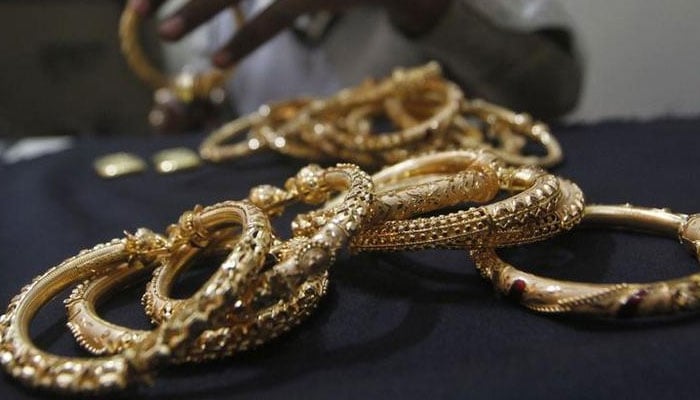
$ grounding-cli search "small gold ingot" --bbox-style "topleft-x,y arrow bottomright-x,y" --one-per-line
94,153 -> 146,179
152,148 -> 201,174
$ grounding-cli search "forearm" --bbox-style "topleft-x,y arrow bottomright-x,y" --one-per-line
408,0 -> 583,119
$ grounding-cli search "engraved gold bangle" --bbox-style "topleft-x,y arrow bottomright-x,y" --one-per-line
0,201 -> 272,393
350,150 -> 584,252
65,203 -> 326,363
470,204 -> 700,318
119,4 -> 244,101
142,163 -> 375,326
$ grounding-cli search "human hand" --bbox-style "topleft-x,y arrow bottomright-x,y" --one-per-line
129,0 -> 451,68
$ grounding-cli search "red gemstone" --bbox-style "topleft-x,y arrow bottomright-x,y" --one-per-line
508,279 -> 527,300
617,289 -> 648,318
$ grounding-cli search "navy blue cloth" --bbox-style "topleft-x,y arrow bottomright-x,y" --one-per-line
1,118 -> 700,399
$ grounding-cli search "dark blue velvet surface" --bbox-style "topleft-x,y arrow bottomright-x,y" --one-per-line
1,118 -> 699,399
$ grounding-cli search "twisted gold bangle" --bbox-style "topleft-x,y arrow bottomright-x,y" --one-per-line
349,150 -> 584,252
471,204 -> 700,318
0,201 -> 272,393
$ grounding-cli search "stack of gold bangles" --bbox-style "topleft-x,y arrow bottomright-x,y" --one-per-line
3,64 -> 699,394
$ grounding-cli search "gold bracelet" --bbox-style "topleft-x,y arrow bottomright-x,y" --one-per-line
470,204 -> 700,318
318,85 -> 465,166
380,78 -> 561,167
198,62 -> 443,165
143,163 -> 375,325
449,99 -> 563,167
307,79 -> 463,153
350,150 -> 584,252
64,164 -> 374,364
199,98 -> 326,162
65,204 -> 326,363
0,201 -> 272,393
119,5 -> 244,102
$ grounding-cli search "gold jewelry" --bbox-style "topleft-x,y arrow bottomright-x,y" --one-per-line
0,201 -> 273,393
199,62 -> 447,166
449,99 -> 563,167
64,163 -> 374,365
94,152 -> 147,178
380,80 -> 562,167
349,150 -> 584,252
152,147 -> 202,174
199,99 -> 326,162
143,163 -> 375,324
119,5 -> 244,102
306,79 -> 462,153
65,211 -> 326,362
471,204 -> 700,318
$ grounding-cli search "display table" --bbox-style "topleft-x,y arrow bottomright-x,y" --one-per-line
1,118 -> 699,399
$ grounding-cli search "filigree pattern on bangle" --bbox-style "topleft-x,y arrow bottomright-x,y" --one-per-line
470,204 -> 700,318
65,203 -> 327,363
0,201 -> 271,393
139,164 -> 373,340
349,150 -> 584,252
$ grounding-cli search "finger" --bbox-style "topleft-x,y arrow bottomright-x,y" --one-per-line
158,0 -> 243,41
212,0 -> 311,68
129,0 -> 168,18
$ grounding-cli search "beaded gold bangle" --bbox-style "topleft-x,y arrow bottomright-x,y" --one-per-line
349,150 -> 584,252
0,201 -> 272,393
470,204 -> 700,318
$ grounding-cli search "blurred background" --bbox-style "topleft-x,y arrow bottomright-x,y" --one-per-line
0,0 -> 698,138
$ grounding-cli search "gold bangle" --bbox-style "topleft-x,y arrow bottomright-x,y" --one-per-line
470,204 -> 700,318
265,62 -> 446,166
119,5 -> 244,101
350,150 -> 584,252
450,99 -> 563,167
312,80 -> 463,153
325,87 -> 463,166
65,204 -> 326,363
384,84 -> 562,167
0,201 -> 273,393
199,99 -> 327,162
140,163 -> 375,328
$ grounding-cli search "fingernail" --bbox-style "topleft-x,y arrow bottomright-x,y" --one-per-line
158,17 -> 185,40
213,51 -> 233,68
130,0 -> 150,16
